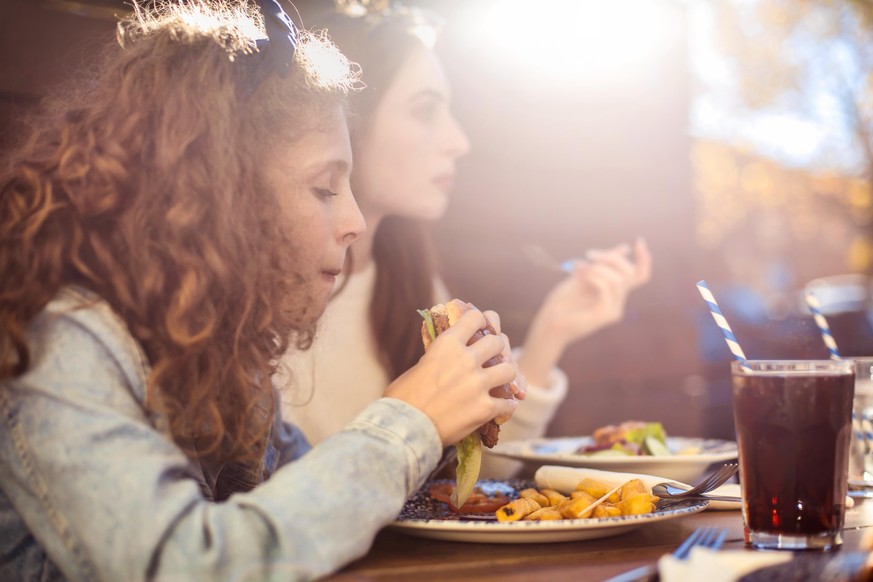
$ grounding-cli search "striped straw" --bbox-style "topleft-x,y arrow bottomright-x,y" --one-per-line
805,291 -> 842,360
696,280 -> 748,363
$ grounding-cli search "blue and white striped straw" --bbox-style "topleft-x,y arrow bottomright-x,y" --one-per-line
696,280 -> 748,363
805,291 -> 842,360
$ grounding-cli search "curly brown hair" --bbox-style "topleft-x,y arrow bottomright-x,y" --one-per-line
0,1 -> 358,496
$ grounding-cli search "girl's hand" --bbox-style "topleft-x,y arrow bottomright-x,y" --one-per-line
483,309 -> 526,407
385,308 -> 520,446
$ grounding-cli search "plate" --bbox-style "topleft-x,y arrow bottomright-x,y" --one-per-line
848,479 -> 873,498
488,436 -> 738,483
390,480 -> 709,544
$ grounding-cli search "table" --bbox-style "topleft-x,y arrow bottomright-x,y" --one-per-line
328,498 -> 873,581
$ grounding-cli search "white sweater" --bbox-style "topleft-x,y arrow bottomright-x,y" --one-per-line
276,262 -> 568,478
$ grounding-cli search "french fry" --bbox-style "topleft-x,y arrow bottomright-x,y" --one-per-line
496,497 -> 541,522
541,489 -> 567,506
559,495 -> 596,519
562,483 -> 624,519
576,478 -> 621,503
592,504 -> 622,519
525,507 -> 563,521
617,492 -> 659,515
619,479 -> 648,500
519,488 -> 550,508
494,479 -> 659,522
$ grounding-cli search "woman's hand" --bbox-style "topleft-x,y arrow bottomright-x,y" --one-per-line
385,308 -> 521,447
518,237 -> 652,386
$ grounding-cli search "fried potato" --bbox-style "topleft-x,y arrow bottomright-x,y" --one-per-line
619,479 -> 648,500
526,507 -> 563,521
519,488 -> 550,508
592,504 -> 623,518
495,478 -> 659,522
617,492 -> 659,515
558,494 -> 597,519
496,497 -> 541,522
575,478 -> 621,504
541,489 -> 567,507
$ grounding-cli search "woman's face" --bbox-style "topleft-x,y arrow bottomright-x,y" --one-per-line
352,46 -> 470,222
267,108 -> 366,313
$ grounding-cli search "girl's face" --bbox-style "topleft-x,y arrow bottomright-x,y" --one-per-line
267,108 -> 366,313
352,46 -> 470,222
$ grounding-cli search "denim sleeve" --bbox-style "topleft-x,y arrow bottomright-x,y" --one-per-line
0,309 -> 442,581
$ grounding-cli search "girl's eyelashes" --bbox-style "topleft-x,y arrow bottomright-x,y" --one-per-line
314,187 -> 338,198
311,166 -> 350,199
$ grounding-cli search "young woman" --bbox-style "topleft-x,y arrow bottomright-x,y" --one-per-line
0,2 -> 519,579
279,2 -> 652,476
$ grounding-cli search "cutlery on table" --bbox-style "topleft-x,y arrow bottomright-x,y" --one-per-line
426,447 -> 458,482
522,244 -> 577,274
652,482 -> 742,503
651,463 -> 738,500
603,526 -> 729,582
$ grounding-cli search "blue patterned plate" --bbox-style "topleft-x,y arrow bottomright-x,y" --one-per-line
391,479 -> 708,543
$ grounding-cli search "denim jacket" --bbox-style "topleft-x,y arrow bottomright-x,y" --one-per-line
0,288 -> 442,581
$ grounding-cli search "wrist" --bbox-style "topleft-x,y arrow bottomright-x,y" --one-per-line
518,331 -> 565,388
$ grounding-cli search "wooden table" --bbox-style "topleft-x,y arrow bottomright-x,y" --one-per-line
329,499 -> 873,581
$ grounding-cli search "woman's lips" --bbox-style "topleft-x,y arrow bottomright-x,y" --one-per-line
432,174 -> 455,193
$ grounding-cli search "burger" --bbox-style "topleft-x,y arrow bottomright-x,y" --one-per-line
418,299 -> 517,507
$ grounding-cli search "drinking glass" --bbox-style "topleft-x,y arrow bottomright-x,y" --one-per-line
731,360 -> 854,551
849,357 -> 873,483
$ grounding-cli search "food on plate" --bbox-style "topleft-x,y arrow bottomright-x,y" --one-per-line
577,420 -> 672,457
495,477 -> 659,522
427,482 -> 510,514
419,299 -> 520,508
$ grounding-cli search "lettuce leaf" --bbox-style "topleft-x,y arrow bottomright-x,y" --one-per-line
451,433 -> 482,508
624,422 -> 667,447
418,307 -> 483,507
417,309 -> 436,341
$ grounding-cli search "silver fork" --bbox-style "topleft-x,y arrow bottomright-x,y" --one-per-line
603,526 -> 729,582
522,244 -> 576,274
425,447 -> 458,482
652,463 -> 739,499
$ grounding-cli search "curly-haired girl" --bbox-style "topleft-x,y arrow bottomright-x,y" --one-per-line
0,2 -> 519,579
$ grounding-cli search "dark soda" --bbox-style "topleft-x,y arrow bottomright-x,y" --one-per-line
732,369 -> 853,542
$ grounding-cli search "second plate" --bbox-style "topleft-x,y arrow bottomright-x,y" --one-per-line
487,436 -> 738,483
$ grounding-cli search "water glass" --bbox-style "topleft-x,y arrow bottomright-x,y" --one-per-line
849,358 -> 873,483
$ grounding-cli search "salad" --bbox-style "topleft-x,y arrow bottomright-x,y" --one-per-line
576,421 -> 672,457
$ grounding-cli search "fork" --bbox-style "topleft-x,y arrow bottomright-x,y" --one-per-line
603,526 -> 729,582
522,244 -> 577,274
426,447 -> 458,482
652,463 -> 739,499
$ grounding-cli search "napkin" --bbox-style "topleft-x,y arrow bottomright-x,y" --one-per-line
659,547 -> 791,582
534,465 -> 742,511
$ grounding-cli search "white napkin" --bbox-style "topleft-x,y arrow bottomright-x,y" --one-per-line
659,547 -> 791,582
534,465 -> 742,511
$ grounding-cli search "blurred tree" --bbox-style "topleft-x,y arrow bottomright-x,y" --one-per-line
706,0 -> 873,180
691,0 -> 873,276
